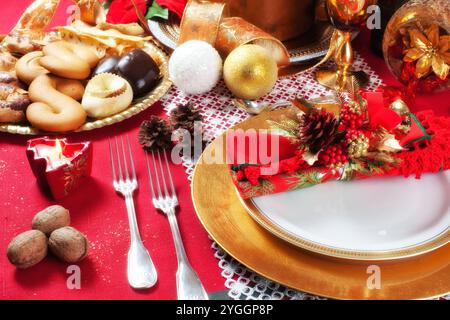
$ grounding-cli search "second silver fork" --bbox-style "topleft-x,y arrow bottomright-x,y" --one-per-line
109,136 -> 158,289
146,150 -> 208,300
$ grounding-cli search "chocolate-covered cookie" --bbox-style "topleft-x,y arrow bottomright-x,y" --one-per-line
117,49 -> 160,98
92,56 -> 120,76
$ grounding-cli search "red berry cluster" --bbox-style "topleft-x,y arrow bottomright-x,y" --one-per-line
340,104 -> 365,130
319,143 -> 349,167
345,129 -> 365,143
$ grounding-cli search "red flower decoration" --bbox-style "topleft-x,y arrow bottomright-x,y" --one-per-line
242,166 -> 261,186
234,151 -> 307,186
277,151 -> 307,174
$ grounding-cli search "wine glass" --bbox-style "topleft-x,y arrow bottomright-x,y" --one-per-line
315,0 -> 378,92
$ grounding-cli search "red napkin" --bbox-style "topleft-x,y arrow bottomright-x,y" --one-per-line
228,91 -> 450,199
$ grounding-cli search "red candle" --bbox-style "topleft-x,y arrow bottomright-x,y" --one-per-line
26,137 -> 93,199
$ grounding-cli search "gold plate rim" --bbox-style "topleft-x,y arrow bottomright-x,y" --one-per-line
191,109 -> 450,299
0,41 -> 172,135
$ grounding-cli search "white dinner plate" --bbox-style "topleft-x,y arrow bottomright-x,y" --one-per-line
243,172 -> 450,260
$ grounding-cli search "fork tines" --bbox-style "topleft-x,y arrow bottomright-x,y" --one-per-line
145,149 -> 178,204
109,136 -> 137,184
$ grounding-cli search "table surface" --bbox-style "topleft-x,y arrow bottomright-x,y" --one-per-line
1,0 -> 449,300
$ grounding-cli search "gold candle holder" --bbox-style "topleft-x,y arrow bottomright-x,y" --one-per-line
315,0 -> 378,92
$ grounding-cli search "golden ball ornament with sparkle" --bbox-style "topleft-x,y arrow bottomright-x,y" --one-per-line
223,44 -> 278,100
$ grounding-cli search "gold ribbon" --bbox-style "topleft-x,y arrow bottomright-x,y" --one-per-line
1,0 -> 60,54
297,29 -> 348,75
178,0 -> 290,68
178,0 -> 225,45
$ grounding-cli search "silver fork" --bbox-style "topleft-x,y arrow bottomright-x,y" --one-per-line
146,149 -> 208,300
109,136 -> 158,289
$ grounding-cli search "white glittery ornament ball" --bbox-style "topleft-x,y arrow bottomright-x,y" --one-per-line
169,40 -> 223,95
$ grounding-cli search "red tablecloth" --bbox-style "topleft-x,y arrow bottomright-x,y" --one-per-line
1,0 -> 449,300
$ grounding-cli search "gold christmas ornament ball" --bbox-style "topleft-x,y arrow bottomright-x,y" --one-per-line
223,44 -> 278,100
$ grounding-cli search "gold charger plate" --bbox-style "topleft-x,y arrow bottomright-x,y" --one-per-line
148,15 -> 335,63
191,109 -> 450,299
0,41 -> 172,135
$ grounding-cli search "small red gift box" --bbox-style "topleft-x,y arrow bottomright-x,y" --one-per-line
26,137 -> 93,199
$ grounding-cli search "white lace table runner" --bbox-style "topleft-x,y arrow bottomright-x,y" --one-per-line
160,54 -> 449,300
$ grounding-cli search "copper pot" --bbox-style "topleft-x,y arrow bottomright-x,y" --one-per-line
216,0 -> 315,41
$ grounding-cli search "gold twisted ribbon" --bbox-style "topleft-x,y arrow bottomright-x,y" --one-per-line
1,0 -> 60,54
178,0 -> 290,68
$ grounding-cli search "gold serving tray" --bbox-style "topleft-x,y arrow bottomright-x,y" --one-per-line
0,41 -> 172,135
191,109 -> 450,299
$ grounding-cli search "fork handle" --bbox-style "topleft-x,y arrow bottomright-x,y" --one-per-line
166,208 -> 209,300
125,193 -> 142,243
124,192 -> 158,289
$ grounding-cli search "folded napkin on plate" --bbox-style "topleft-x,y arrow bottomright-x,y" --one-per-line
228,89 -> 450,199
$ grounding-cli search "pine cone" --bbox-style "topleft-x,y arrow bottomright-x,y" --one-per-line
298,108 -> 339,154
170,103 -> 203,134
138,116 -> 173,151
